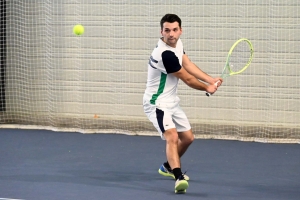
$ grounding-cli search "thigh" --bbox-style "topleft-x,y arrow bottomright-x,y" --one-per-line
172,105 -> 191,133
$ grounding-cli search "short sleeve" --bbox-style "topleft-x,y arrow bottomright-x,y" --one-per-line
161,50 -> 182,74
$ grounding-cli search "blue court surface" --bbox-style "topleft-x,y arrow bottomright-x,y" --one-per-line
0,128 -> 299,200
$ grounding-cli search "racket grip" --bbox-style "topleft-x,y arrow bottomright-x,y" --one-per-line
205,81 -> 220,97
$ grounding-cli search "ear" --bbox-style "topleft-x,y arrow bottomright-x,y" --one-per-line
160,29 -> 163,35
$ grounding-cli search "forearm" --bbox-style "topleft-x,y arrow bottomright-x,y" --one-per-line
182,76 -> 208,91
182,54 -> 214,84
173,67 -> 218,94
188,63 -> 213,83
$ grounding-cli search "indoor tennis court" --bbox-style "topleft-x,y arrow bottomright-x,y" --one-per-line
0,1 -> 299,199
0,128 -> 299,200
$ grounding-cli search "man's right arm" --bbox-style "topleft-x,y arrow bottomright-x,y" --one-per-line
172,67 -> 218,94
161,50 -> 218,94
182,54 -> 223,87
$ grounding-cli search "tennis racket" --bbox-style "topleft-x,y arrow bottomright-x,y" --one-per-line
206,38 -> 254,96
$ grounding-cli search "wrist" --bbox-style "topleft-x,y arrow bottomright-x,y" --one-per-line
206,76 -> 214,85
203,83 -> 209,92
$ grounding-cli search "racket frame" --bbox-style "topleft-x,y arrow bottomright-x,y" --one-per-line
206,38 -> 254,96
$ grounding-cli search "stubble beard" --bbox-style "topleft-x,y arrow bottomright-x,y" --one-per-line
166,37 -> 177,47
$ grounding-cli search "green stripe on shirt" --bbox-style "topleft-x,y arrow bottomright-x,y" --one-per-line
150,73 -> 167,105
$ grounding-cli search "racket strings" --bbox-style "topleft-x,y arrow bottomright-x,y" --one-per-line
229,41 -> 252,74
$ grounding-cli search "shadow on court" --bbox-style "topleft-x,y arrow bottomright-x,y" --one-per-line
0,129 -> 299,200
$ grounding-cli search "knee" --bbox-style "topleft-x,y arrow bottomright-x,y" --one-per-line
185,134 -> 194,145
180,132 -> 194,145
164,129 -> 179,144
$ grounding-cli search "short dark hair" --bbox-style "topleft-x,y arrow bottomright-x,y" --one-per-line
160,14 -> 182,29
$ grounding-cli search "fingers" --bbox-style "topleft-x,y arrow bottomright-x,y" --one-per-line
206,83 -> 218,97
216,78 -> 223,87
214,80 -> 220,87
214,84 -> 218,92
212,84 -> 218,93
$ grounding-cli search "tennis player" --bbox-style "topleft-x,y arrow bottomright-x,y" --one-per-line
143,14 -> 222,193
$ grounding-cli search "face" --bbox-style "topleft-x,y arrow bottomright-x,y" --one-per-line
161,22 -> 182,48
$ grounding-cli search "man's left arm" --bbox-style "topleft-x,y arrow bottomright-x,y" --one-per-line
182,54 -> 222,86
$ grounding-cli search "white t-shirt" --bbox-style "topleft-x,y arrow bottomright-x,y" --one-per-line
144,38 -> 184,105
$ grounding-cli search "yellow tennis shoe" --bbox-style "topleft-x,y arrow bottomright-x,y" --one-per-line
158,164 -> 190,181
175,176 -> 189,194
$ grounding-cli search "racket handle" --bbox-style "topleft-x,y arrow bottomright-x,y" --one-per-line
206,81 -> 220,97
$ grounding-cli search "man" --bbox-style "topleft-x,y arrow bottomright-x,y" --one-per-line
143,14 -> 222,194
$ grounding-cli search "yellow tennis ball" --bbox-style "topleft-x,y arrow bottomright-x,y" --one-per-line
73,24 -> 84,36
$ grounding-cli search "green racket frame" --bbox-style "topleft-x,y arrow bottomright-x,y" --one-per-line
206,38 -> 254,96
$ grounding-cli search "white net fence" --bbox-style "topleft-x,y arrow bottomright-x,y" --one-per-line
0,0 -> 299,143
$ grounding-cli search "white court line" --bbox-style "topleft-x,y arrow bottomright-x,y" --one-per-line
0,198 -> 25,200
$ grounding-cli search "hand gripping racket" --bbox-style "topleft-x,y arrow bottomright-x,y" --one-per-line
206,38 -> 254,96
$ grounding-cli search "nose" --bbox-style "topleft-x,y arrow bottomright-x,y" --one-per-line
169,30 -> 174,37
